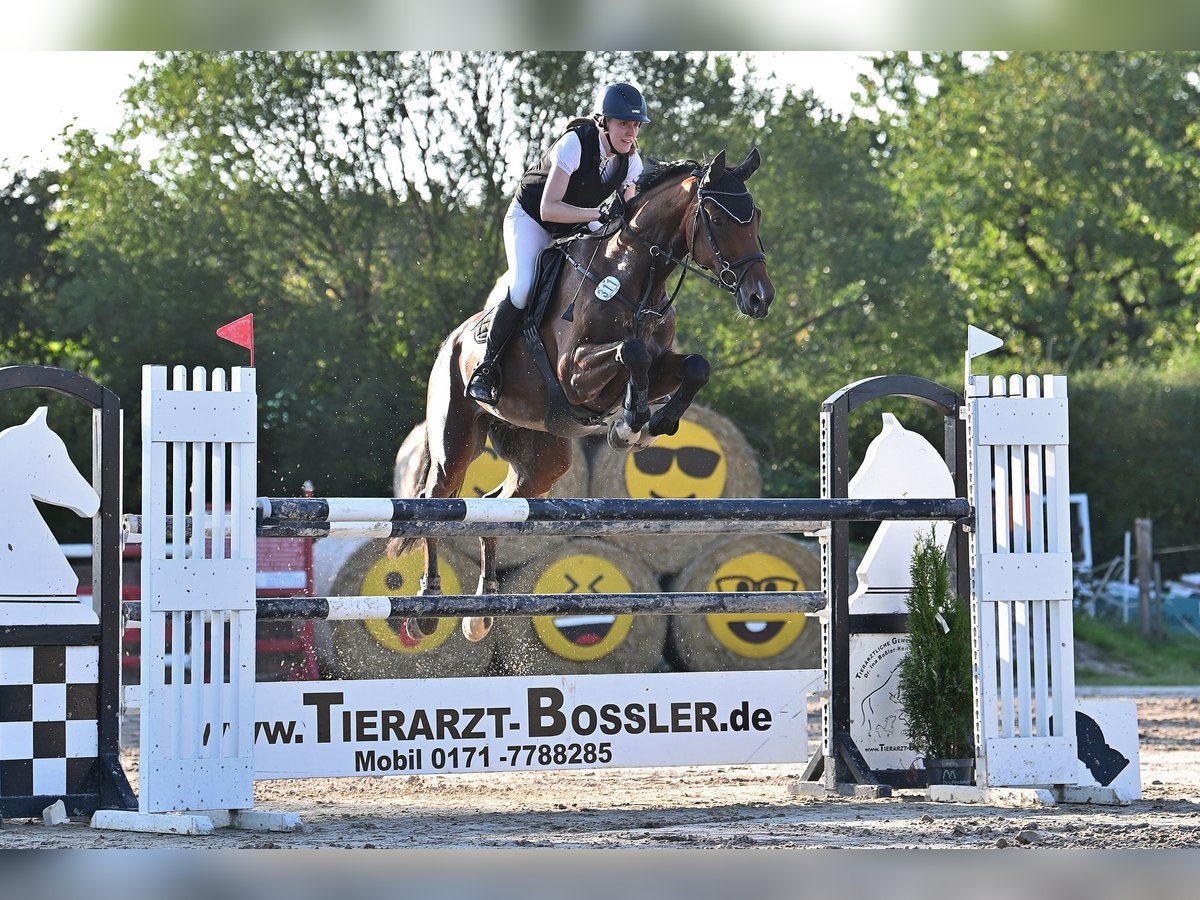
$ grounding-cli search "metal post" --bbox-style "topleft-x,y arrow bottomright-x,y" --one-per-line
1136,518 -> 1153,638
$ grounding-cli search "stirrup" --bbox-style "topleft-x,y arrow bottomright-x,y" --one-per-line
466,362 -> 502,404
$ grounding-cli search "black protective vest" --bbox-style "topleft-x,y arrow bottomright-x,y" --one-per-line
516,119 -> 630,236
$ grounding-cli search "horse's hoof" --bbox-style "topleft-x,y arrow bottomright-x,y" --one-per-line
419,575 -> 442,595
477,577 -> 500,595
607,420 -> 641,451
647,416 -> 680,438
461,616 -> 493,642
403,617 -> 440,641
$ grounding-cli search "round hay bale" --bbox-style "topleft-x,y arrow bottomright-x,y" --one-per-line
492,537 -> 669,676
318,539 -> 496,679
391,423 -> 590,569
588,404 -> 762,575
667,533 -> 822,671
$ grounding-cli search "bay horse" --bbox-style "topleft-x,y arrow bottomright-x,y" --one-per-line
390,148 -> 775,642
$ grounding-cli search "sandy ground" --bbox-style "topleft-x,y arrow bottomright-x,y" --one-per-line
2,687 -> 1199,850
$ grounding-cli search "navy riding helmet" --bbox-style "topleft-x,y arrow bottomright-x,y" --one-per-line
596,82 -> 651,124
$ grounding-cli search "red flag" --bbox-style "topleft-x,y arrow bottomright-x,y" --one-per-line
216,314 -> 255,366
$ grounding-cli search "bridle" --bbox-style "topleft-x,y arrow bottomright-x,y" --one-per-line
556,164 -> 767,327
620,169 -> 767,315
689,186 -> 768,292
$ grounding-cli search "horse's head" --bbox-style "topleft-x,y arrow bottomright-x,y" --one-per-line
0,407 -> 100,518
692,149 -> 775,319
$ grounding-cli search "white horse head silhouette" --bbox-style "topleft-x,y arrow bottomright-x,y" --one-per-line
0,407 -> 100,599
848,413 -> 955,614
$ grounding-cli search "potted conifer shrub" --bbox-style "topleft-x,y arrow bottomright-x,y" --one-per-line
898,528 -> 975,786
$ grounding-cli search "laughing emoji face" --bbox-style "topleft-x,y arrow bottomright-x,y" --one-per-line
623,419 -> 728,498
530,554 -> 635,661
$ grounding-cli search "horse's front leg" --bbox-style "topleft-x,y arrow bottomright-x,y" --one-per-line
609,339 -> 652,449
460,532 -> 500,643
646,350 -> 710,437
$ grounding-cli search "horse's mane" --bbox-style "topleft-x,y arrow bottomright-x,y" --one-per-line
633,158 -> 703,199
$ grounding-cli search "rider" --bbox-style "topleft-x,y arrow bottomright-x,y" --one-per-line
465,82 -> 650,405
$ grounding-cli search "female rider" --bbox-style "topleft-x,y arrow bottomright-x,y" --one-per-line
466,82 -> 650,405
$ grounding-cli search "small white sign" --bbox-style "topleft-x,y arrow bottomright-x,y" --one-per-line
252,669 -> 821,779
594,276 -> 621,301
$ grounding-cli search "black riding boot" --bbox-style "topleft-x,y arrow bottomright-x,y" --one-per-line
466,294 -> 524,405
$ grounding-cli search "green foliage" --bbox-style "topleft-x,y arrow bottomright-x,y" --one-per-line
1074,612 -> 1200,686
1070,356 -> 1200,578
869,51 -> 1200,371
898,529 -> 974,760
8,50 -> 1200,533
0,167 -> 100,541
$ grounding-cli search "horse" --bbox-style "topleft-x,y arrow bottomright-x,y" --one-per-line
0,406 -> 100,599
389,149 -> 775,643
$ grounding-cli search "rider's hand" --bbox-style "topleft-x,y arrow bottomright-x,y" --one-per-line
587,220 -> 604,232
599,193 -> 626,224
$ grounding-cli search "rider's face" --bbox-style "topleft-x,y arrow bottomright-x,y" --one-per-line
606,118 -> 642,153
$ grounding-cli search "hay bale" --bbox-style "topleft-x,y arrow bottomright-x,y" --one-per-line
491,537 -> 669,676
667,533 -> 822,671
317,539 -> 496,679
587,404 -> 762,575
391,423 -> 590,568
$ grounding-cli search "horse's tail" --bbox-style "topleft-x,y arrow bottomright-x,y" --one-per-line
386,424 -> 433,559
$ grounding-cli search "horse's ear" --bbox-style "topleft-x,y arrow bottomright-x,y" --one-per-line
730,148 -> 761,182
701,150 -> 727,187
26,406 -> 49,426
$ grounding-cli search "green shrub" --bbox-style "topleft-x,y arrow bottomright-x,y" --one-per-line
898,529 -> 974,760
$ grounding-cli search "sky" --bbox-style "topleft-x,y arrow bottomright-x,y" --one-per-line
0,51 -> 876,173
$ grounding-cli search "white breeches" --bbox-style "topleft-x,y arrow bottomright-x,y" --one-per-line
503,200 -> 553,310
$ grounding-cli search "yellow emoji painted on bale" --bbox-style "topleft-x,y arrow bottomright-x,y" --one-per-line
531,554 -> 635,662
705,551 -> 810,658
361,549 -> 463,652
623,419 -> 727,498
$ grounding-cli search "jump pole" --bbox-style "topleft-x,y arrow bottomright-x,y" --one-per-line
103,326 -> 1095,833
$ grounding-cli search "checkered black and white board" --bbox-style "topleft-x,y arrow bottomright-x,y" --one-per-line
0,644 -> 99,804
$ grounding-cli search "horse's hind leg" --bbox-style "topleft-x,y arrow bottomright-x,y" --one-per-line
401,392 -> 489,641
459,429 -> 574,643
460,531 -> 500,643
646,351 -> 711,437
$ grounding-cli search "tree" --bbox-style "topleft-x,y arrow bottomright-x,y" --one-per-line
686,87 -> 964,495
0,167 -> 84,365
50,51 -> 782,498
870,51 -> 1200,369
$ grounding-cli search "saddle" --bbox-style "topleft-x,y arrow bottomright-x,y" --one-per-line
475,246 -> 611,438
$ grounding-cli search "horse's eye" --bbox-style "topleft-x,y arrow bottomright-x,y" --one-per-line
710,215 -> 724,227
